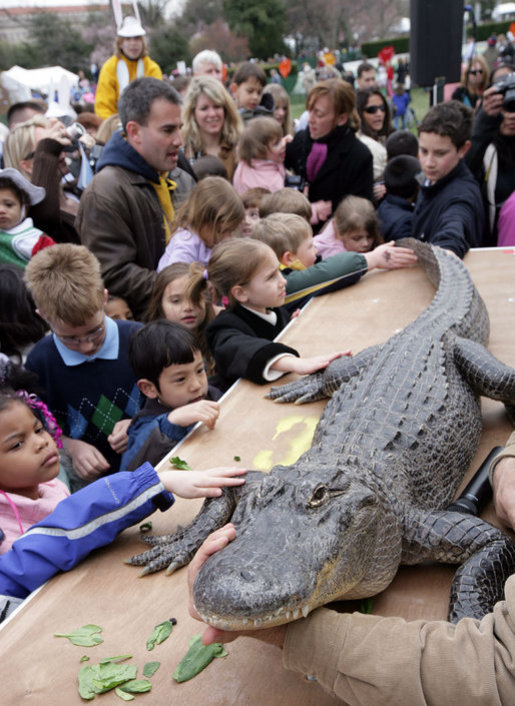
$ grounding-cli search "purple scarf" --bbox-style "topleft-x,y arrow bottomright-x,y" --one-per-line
306,142 -> 328,182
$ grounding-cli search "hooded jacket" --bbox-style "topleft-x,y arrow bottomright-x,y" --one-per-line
76,131 -> 194,319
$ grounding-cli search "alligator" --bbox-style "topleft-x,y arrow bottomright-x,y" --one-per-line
127,238 -> 515,629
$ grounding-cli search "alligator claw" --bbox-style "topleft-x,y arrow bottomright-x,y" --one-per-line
267,373 -> 325,404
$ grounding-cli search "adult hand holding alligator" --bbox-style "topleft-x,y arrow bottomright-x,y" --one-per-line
188,512 -> 515,706
490,431 -> 515,530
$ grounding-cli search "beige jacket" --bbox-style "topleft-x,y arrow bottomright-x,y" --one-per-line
283,576 -> 515,705
283,433 -> 515,705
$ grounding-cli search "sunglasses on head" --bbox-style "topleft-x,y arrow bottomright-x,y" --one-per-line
468,69 -> 484,75
364,105 -> 386,114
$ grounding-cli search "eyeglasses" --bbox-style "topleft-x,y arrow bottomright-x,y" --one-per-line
54,322 -> 105,347
468,69 -> 484,75
363,105 -> 386,114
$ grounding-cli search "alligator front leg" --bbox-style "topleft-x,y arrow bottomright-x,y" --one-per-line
267,345 -> 381,404
401,507 -> 515,621
454,336 -> 515,420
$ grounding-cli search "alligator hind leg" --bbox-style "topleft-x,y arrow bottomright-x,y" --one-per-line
454,337 -> 515,420
449,537 -> 515,622
401,507 -> 515,621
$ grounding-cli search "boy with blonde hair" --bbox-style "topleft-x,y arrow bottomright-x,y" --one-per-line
24,244 -> 142,490
252,212 -> 417,310
259,188 -> 312,222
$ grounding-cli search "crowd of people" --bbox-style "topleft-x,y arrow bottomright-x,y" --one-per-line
1,17 -> 515,701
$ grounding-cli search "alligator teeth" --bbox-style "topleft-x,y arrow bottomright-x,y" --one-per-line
302,605 -> 310,618
285,612 -> 291,619
274,606 -> 284,616
253,618 -> 262,627
293,610 -> 299,620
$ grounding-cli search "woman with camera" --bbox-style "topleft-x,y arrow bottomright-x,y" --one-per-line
285,78 -> 373,232
3,116 -> 81,244
465,67 -> 515,245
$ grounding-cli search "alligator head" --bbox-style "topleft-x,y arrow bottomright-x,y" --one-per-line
193,466 -> 402,630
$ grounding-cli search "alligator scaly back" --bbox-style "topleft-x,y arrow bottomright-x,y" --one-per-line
129,240 -> 515,630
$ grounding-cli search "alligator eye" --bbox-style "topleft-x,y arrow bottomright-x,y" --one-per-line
308,484 -> 329,508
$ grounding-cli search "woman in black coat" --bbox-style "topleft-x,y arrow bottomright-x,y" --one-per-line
285,78 -> 373,232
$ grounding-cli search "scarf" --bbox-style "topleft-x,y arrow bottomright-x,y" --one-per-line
116,57 -> 145,94
151,176 -> 177,244
306,142 -> 328,182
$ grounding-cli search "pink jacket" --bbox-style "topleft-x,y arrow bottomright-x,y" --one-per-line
497,192 -> 515,247
313,220 -> 347,259
0,479 -> 69,554
233,159 -> 286,195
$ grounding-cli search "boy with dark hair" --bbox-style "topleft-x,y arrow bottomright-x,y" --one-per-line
378,155 -> 421,241
24,244 -> 142,489
385,129 -> 419,159
121,320 -> 221,471
412,100 -> 485,257
230,62 -> 271,122
355,62 -> 377,90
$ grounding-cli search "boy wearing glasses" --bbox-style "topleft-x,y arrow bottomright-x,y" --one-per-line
24,244 -> 142,490
412,100 -> 485,258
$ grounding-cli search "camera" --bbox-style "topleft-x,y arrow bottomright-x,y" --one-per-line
494,72 -> 515,113
88,143 -> 104,172
284,174 -> 306,191
62,122 -> 86,152
66,122 -> 86,141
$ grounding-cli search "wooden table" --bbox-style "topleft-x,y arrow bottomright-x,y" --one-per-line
1,249 -> 514,705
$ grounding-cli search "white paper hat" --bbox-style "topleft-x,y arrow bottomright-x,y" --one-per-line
117,16 -> 146,37
0,168 -> 45,205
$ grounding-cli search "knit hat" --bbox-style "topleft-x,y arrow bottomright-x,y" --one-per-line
0,168 -> 45,205
117,16 -> 146,37
384,155 -> 421,198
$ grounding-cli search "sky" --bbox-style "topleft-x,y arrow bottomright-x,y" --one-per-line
0,0 -> 183,10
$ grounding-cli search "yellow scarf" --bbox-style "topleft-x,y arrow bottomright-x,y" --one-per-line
152,176 -> 177,244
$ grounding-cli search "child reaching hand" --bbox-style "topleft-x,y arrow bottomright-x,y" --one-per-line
0,385 -> 67,554
233,117 -> 292,195
204,238 -> 347,391
0,380 -> 245,613
157,177 -> 244,270
121,320 -> 222,471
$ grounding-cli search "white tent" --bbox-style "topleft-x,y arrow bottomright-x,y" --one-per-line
1,65 -> 79,96
492,3 -> 515,20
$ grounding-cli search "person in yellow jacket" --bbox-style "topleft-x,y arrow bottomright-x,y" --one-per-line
94,16 -> 163,120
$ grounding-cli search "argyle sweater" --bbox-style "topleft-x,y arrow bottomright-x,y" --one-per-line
25,320 -> 142,473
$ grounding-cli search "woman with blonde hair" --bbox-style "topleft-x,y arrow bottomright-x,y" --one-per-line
452,54 -> 489,109
181,76 -> 243,181
285,78 -> 373,232
94,16 -> 162,120
3,116 -> 80,244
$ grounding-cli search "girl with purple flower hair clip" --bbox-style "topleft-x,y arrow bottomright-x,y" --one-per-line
0,356 -> 68,553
